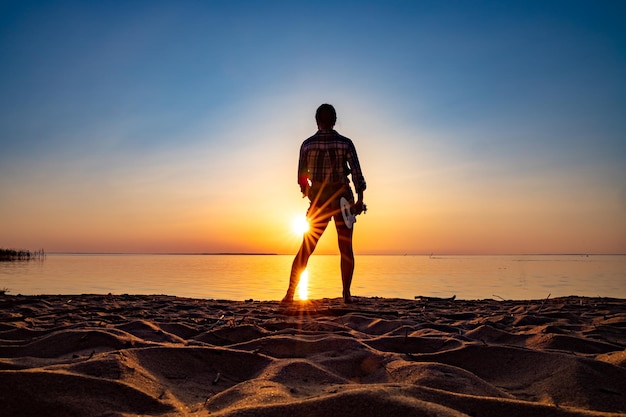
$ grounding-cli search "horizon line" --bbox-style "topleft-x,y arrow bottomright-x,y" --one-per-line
44,252 -> 626,256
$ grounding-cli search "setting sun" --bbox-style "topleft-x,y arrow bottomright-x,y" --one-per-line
292,215 -> 309,236
297,269 -> 309,300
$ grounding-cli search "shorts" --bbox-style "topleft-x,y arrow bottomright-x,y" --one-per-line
306,182 -> 354,228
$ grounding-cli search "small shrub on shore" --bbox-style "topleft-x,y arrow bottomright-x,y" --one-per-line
0,248 -> 45,262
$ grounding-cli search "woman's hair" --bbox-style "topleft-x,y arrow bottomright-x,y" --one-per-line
315,103 -> 337,127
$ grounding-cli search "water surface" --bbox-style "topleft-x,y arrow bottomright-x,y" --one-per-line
1,254 -> 624,300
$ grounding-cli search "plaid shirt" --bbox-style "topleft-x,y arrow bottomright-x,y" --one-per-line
298,130 -> 367,194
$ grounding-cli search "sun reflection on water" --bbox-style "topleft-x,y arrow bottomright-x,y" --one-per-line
297,269 -> 309,300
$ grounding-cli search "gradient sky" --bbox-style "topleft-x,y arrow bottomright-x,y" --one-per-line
1,1 -> 625,255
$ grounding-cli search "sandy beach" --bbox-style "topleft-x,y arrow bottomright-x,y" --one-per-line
1,294 -> 625,417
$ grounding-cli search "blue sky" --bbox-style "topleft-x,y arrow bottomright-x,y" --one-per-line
1,1 -> 625,254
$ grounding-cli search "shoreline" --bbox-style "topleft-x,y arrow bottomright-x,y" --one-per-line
34,252 -> 626,256
1,294 -> 625,416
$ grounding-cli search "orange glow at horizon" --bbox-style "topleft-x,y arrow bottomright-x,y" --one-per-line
1,116 -> 624,256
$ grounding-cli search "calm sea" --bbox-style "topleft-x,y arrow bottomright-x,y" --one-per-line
0,254 -> 624,301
